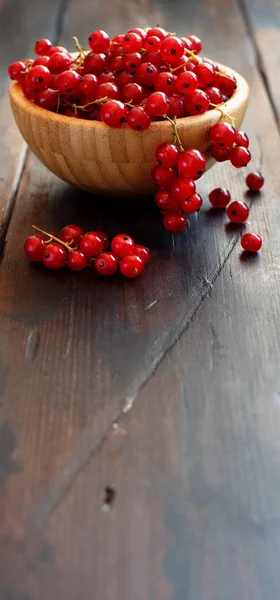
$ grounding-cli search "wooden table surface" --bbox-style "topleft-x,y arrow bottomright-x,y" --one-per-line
1,0 -> 280,598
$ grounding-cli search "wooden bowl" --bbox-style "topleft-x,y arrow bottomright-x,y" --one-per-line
9,63 -> 249,196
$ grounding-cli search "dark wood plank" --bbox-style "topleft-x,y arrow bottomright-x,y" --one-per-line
0,0 -> 279,598
0,0 -> 67,252
239,0 -> 280,126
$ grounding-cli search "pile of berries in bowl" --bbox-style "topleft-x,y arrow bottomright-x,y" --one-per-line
9,26 -> 249,195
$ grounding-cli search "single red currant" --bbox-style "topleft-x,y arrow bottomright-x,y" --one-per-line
88,29 -> 110,53
94,231 -> 109,251
184,89 -> 210,115
83,52 -> 107,76
229,146 -> 251,168
60,224 -> 85,246
171,176 -> 196,201
57,70 -> 80,95
160,36 -> 184,66
167,95 -> 185,118
134,245 -> 150,265
211,145 -> 231,162
147,27 -> 167,41
154,190 -> 179,211
34,38 -> 52,56
127,106 -> 151,130
178,149 -> 206,180
111,233 -> 135,258
48,52 -> 72,74
48,45 -> 69,56
246,172 -> 264,191
136,62 -> 159,86
98,71 -> 118,85
68,250 -> 88,271
187,35 -> 202,54
24,235 -> 46,262
180,193 -> 203,213
100,100 -> 128,127
122,52 -> 142,72
33,55 -> 50,68
35,89 -> 59,111
210,122 -> 237,147
79,73 -> 98,95
215,72 -> 236,96
144,51 -> 163,68
95,252 -> 119,276
43,243 -> 67,269
110,55 -> 124,73
206,86 -> 223,105
96,82 -> 120,100
241,233 -> 262,252
80,232 -> 104,257
163,212 -> 187,233
195,62 -> 216,88
235,130 -> 249,148
226,201 -> 249,223
154,71 -> 177,94
176,71 -> 199,95
151,165 -> 177,188
121,82 -> 146,105
146,91 -> 169,116
120,255 -> 144,278
144,35 -> 161,52
209,188 -> 231,208
128,27 -> 147,41
8,61 -> 27,82
122,32 -> 142,53
22,80 -> 38,100
26,65 -> 51,89
156,143 -> 180,167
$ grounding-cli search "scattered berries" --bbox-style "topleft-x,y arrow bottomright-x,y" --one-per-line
209,188 -> 231,208
227,201 -> 249,223
246,172 -> 264,191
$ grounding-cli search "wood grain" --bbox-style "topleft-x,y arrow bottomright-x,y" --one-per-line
0,0 -> 280,598
9,67 -> 249,194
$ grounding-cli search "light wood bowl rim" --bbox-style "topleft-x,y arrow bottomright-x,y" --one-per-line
9,61 -> 249,132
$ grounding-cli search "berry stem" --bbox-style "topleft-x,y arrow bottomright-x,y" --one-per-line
163,114 -> 184,152
32,225 -> 76,251
73,36 -> 85,59
183,48 -> 201,63
209,103 -> 235,126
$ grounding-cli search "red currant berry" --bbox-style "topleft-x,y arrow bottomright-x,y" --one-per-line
136,62 -> 159,86
57,70 -> 80,95
48,52 -> 72,74
184,89 -> 210,115
156,143 -> 180,167
22,80 -> 38,100
235,130 -> 249,148
26,65 -> 51,89
180,192 -> 203,213
122,32 -> 142,53
48,45 -> 69,56
246,172 -> 264,191
187,35 -> 202,54
88,29 -> 110,53
134,245 -> 150,265
181,37 -> 193,52
226,201 -> 249,223
110,55 -> 124,73
146,91 -> 169,116
60,224 -> 85,246
80,232 -> 104,257
79,73 -> 98,95
68,250 -> 88,271
171,176 -> 196,201
127,106 -> 151,130
35,89 -> 59,111
117,70 -> 135,87
24,235 -> 45,262
33,55 -> 50,68
122,52 -> 142,72
128,28 -> 147,41
96,82 -> 120,100
167,95 -> 185,118
34,38 -> 52,56
144,35 -> 161,52
8,61 -> 27,82
154,72 -> 177,94
195,62 -> 215,88
94,231 -> 109,251
211,145 -> 231,162
241,233 -> 262,252
176,71 -> 198,95
120,254 -> 144,278
209,188 -> 231,208
95,252 -> 118,276
111,233 -> 135,258
215,72 -> 236,96
100,100 -> 128,127
98,72 -> 117,85
229,146 -> 251,168
154,190 -> 179,211
210,122 -> 237,147
43,243 -> 67,269
163,212 -> 187,233
147,27 -> 167,41
206,86 -> 223,105
178,149 -> 206,180
160,36 -> 184,66
121,82 -> 146,105
144,51 -> 163,68
83,52 -> 107,76
152,165 -> 177,188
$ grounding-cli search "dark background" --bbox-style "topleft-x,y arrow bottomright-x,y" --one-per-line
1,0 -> 280,599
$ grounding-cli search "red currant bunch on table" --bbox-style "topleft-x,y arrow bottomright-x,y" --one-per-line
24,225 -> 149,278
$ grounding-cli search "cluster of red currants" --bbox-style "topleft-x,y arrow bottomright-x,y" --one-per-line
8,27 -> 237,128
24,225 -> 150,278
